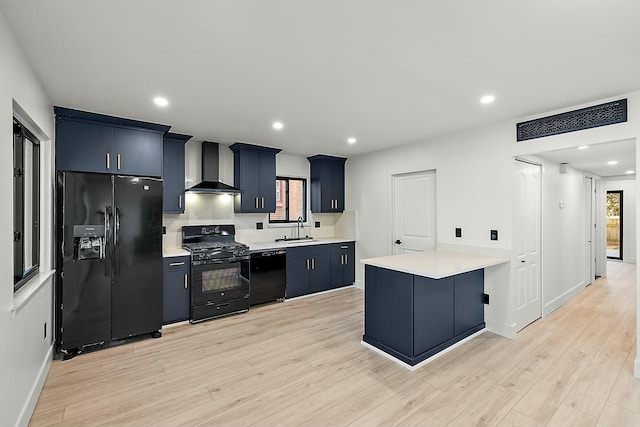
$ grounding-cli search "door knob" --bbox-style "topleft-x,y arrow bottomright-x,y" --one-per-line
395,240 -> 402,244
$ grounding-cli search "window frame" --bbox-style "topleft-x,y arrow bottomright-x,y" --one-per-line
13,118 -> 40,292
269,176 -> 307,224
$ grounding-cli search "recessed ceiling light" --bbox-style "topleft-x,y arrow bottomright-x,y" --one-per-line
480,95 -> 495,104
607,160 -> 618,165
272,121 -> 284,130
153,96 -> 169,107
626,170 -> 635,175
577,145 -> 588,150
347,137 -> 357,144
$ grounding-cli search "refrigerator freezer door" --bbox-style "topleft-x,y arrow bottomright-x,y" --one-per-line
60,172 -> 113,350
111,176 -> 163,339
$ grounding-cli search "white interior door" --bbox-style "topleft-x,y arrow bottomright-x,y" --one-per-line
514,159 -> 542,331
584,177 -> 595,285
392,170 -> 436,254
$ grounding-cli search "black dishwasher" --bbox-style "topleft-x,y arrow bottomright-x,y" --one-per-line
250,250 -> 286,306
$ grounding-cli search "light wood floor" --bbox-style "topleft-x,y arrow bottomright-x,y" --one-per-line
31,261 -> 639,426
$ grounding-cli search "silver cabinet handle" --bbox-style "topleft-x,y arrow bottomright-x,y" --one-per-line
312,258 -> 315,270
169,262 -> 185,266
117,153 -> 121,170
179,194 -> 182,208
345,254 -> 347,264
341,254 -> 344,265
331,199 -> 334,209
255,197 -> 259,209
306,258 -> 310,270
106,152 -> 110,169
184,274 -> 188,289
261,197 -> 264,209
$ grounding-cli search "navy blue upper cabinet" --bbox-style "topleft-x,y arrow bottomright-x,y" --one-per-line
54,107 -> 170,177
307,155 -> 347,213
229,143 -> 281,213
163,133 -> 191,214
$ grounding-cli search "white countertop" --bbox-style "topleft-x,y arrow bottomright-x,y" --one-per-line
163,248 -> 190,258
361,250 -> 509,279
245,238 -> 354,252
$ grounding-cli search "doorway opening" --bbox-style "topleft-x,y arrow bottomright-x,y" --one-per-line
606,190 -> 623,260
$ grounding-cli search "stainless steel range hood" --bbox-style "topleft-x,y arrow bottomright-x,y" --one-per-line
185,142 -> 242,194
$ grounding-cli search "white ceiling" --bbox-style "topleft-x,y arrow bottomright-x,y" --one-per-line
535,139 -> 636,178
1,1 -> 640,157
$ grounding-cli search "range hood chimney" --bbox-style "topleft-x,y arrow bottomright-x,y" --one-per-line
185,142 -> 242,194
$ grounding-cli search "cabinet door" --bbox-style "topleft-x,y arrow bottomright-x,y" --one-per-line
113,128 -> 163,177
332,160 -> 345,212
364,265 -> 414,358
454,269 -> 485,335
320,160 -> 336,212
236,149 -> 262,212
414,276 -> 454,355
285,256 -> 310,298
309,253 -> 331,293
163,138 -> 186,213
330,251 -> 344,288
56,120 -> 113,173
163,257 -> 190,324
343,244 -> 355,285
258,151 -> 277,212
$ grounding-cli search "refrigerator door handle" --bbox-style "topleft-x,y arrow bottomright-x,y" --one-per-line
104,206 -> 112,276
114,206 -> 121,275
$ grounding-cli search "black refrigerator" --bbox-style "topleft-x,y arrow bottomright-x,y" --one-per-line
56,171 -> 163,355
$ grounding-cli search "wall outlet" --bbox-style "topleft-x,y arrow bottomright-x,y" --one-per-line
256,222 -> 263,230
315,221 -> 320,228
483,294 -> 490,304
162,226 -> 167,235
490,229 -> 498,241
455,227 -> 462,238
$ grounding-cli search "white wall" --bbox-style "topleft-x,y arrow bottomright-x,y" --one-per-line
0,10 -> 55,427
536,159 -> 592,314
606,177 -> 637,263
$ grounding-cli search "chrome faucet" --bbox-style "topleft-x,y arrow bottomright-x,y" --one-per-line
297,216 -> 303,239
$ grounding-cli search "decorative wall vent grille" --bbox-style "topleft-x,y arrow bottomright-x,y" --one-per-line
516,99 -> 627,142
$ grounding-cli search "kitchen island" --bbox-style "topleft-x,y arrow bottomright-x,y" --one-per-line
361,250 -> 508,369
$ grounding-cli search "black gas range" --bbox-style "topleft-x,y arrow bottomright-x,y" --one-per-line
182,225 -> 251,323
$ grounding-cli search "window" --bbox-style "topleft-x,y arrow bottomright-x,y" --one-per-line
13,118 -> 40,292
269,177 -> 307,223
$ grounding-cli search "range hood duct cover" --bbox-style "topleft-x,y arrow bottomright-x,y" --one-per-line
186,141 -> 242,193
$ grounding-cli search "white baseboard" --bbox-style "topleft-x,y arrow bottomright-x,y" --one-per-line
485,318 -> 518,339
361,329 -> 486,371
354,279 -> 364,290
543,281 -> 585,317
635,357 -> 640,379
17,345 -> 53,427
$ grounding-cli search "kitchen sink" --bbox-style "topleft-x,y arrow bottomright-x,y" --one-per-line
275,236 -> 314,243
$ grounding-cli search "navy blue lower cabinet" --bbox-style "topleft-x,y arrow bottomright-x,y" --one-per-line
364,266 -> 414,360
162,257 -> 190,324
285,245 -> 333,298
330,242 -> 356,288
363,265 -> 485,366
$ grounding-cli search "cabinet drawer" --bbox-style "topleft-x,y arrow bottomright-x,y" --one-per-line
163,256 -> 190,272
330,241 -> 354,253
